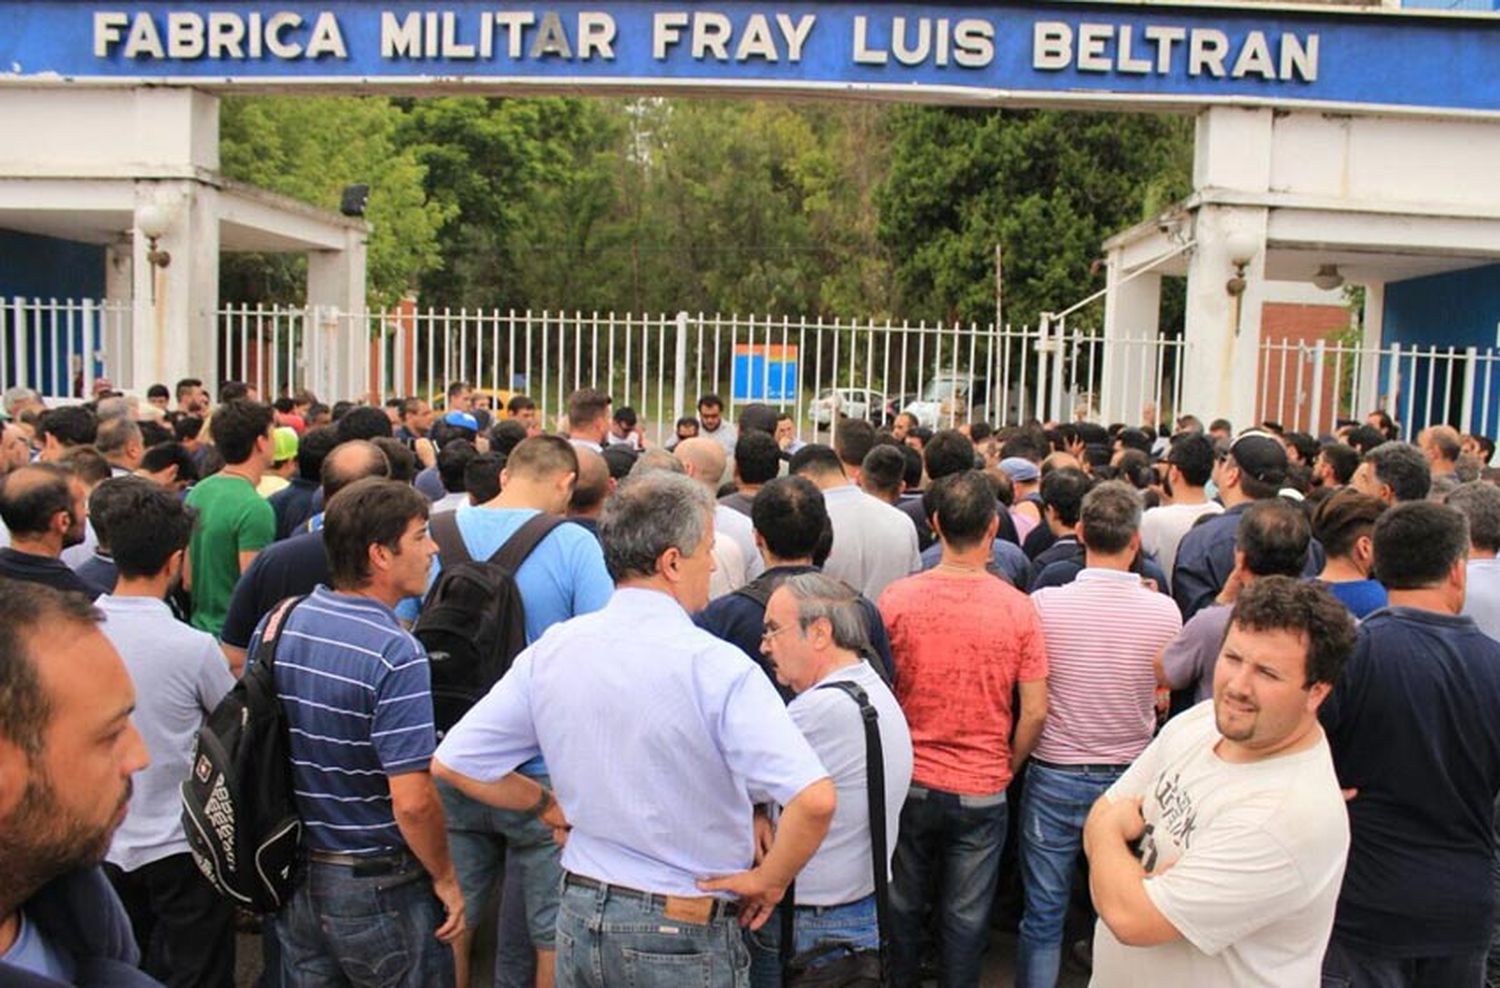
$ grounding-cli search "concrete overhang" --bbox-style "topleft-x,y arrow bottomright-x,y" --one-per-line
1104,190 -> 1500,286
0,173 -> 367,252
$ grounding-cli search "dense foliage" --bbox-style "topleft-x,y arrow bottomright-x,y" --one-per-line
218,95 -> 1192,330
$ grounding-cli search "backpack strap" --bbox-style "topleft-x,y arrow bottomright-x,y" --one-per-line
732,570 -> 784,610
490,513 -> 564,572
429,510 -> 473,567
253,595 -> 307,674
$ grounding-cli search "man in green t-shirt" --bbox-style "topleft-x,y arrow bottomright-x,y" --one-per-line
185,399 -> 276,658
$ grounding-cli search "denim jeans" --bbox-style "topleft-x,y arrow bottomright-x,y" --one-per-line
274,853 -> 455,987
438,775 -> 562,946
745,894 -> 880,988
889,784 -> 1008,988
1323,932 -> 1488,988
1016,762 -> 1124,988
555,878 -> 750,987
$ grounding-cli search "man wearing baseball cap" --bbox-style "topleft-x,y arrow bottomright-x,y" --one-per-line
1172,431 -> 1323,620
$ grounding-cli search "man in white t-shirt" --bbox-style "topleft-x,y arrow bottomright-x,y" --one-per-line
749,573 -> 914,980
1139,434 -> 1222,593
1083,576 -> 1356,987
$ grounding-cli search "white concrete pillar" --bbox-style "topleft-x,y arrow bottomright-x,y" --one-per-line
1181,204 -> 1269,430
130,180 -> 220,394
306,227 -> 368,403
1100,252 -> 1163,424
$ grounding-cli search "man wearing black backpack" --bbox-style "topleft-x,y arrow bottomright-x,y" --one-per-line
264,478 -> 463,986
403,435 -> 612,988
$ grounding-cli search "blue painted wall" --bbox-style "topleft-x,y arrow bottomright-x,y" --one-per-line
0,229 -> 108,394
0,228 -> 105,300
1383,263 -> 1500,437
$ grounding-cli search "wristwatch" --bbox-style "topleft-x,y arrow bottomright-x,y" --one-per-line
526,785 -> 554,819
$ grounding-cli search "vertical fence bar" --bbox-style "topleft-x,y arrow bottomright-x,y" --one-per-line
1442,347 -> 1457,426
1309,340 -> 1327,437
1405,348 -> 1419,433
1482,352 -> 1494,443
1461,347 -> 1478,435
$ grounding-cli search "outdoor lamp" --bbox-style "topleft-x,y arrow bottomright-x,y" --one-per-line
1313,264 -> 1345,291
1224,232 -> 1257,298
137,203 -> 172,271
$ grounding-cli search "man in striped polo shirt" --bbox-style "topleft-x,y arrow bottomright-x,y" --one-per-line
1018,481 -> 1183,988
263,477 -> 463,986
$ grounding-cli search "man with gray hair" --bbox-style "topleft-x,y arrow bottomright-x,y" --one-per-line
434,471 -> 836,987
1352,440 -> 1432,505
1447,480 -> 1500,641
750,572 -> 914,983
94,417 -> 144,477
2,385 -> 43,421
1018,481 -> 1183,987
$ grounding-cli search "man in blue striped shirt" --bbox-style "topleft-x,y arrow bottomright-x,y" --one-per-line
260,477 -> 463,987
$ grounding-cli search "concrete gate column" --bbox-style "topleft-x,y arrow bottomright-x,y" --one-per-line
131,179 -> 220,394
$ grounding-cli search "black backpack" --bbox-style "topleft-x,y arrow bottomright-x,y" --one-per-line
413,510 -> 561,737
181,595 -> 306,913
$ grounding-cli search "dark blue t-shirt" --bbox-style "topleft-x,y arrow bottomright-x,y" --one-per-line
1320,607 -> 1500,955
693,564 -> 894,700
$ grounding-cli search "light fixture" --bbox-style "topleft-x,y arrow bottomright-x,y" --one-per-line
340,183 -> 370,217
136,204 -> 172,270
1224,232 -> 1257,298
1313,264 -> 1345,291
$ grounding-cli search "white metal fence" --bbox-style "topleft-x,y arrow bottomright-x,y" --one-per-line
1257,337 -> 1500,439
7,295 -> 1494,442
216,304 -> 1194,444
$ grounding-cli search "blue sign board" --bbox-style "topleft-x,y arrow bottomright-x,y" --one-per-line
732,343 -> 798,402
1,1 -> 1498,116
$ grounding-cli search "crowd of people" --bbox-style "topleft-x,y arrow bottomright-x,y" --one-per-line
1,373 -> 1499,988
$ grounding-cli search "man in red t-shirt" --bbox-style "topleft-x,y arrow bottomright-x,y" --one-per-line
879,469 -> 1049,987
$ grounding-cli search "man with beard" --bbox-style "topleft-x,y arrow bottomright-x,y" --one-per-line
0,464 -> 94,597
0,579 -> 154,986
1083,577 -> 1355,985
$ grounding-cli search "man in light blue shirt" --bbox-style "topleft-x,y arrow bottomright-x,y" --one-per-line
403,435 -> 612,988
435,471 -> 836,988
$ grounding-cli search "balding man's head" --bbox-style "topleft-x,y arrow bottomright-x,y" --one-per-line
570,447 -> 611,517
674,437 -> 727,489
321,440 -> 391,501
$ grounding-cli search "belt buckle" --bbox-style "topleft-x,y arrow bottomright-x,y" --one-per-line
662,895 -> 715,925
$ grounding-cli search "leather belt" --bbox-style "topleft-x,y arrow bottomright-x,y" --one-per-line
307,848 -> 415,876
563,872 -> 740,923
1031,758 -> 1129,774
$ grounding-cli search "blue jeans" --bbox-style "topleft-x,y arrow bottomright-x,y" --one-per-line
555,878 -> 750,987
275,853 -> 455,987
889,784 -> 1008,988
438,775 -> 562,946
745,894 -> 880,988
1016,762 -> 1124,988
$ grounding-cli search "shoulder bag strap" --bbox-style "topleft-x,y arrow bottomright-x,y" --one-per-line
814,680 -> 890,974
253,594 -> 307,674
490,513 -> 563,571
429,510 -> 473,566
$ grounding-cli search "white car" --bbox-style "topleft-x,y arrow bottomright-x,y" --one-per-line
811,387 -> 885,428
903,375 -> 977,429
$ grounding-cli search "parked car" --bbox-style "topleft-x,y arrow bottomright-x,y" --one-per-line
902,374 -> 990,428
811,387 -> 886,428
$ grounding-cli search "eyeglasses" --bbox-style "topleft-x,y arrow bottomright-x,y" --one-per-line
761,624 -> 790,643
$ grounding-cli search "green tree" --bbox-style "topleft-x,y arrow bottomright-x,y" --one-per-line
218,94 -> 451,307
877,108 -> 1193,331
